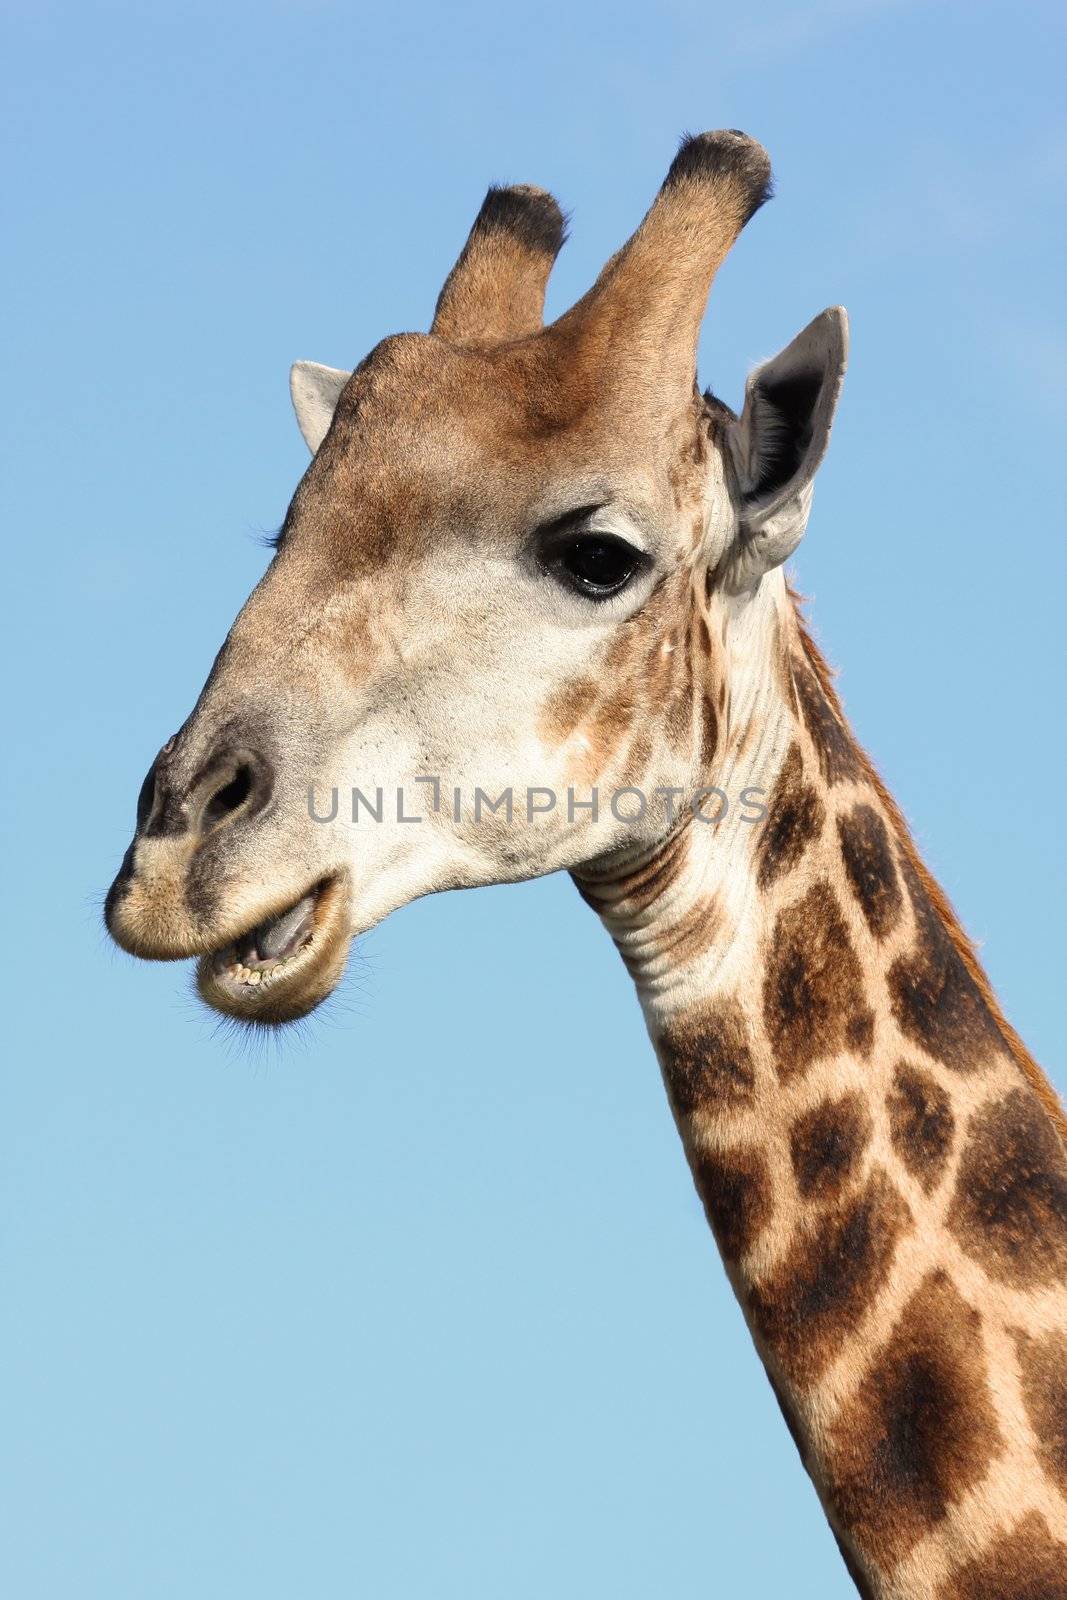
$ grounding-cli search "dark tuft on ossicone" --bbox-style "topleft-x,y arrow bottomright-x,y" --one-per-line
471,184 -> 567,258
664,130 -> 774,225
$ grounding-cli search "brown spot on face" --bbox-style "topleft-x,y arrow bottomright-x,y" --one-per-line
691,1144 -> 772,1264
756,742 -> 825,890
657,998 -> 756,1117
888,857 -> 1006,1071
747,1168 -> 910,1388
1014,1329 -> 1067,1497
665,692 -> 693,754
763,882 -> 874,1079
605,620 -> 639,676
948,1088 -> 1067,1288
622,726 -> 654,785
790,1091 -> 872,1202
590,681 -> 642,760
540,676 -> 598,744
825,1271 -> 1001,1570
938,1512 -> 1067,1599
792,656 -> 862,786
697,614 -> 713,657
666,416 -> 704,510
837,802 -> 902,940
887,1062 -> 955,1194
699,691 -> 718,769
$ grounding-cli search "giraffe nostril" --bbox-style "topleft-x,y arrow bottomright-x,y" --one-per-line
201,764 -> 255,832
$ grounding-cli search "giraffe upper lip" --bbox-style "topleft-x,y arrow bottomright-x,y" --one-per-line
209,884 -> 322,975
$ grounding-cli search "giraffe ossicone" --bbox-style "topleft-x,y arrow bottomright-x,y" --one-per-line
105,130 -> 1067,1597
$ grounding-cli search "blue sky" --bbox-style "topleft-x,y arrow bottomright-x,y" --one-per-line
2,3 -> 1065,1596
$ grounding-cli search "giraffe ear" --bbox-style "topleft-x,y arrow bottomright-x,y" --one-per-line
289,361 -> 351,454
722,307 -> 848,592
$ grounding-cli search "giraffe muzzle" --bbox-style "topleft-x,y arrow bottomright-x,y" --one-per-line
106,723 -> 354,1022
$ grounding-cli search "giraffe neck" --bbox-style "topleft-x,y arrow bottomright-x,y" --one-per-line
577,572 -> 1067,1598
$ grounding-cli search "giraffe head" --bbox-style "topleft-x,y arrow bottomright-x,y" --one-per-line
105,131 -> 848,1024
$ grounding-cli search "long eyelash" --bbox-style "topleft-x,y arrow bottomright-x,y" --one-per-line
257,527 -> 285,551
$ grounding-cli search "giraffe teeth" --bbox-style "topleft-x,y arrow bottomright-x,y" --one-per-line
217,916 -> 317,988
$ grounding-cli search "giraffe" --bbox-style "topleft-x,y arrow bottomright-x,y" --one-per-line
105,131 -> 1067,1596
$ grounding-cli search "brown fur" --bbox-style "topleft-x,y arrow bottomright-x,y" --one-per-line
837,801 -> 903,940
692,1144 -> 773,1264
825,1271 -> 1001,1570
886,1061 -> 955,1194
789,1091 -> 872,1202
1014,1328 -> 1067,1499
747,1169 -> 911,1388
657,998 -> 757,1117
762,881 -> 875,1079
947,1087 -> 1067,1288
432,184 -> 565,346
756,741 -> 826,889
889,853 -> 1007,1073
937,1512 -> 1067,1598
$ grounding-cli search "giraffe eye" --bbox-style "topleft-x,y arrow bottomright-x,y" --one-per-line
547,533 -> 646,601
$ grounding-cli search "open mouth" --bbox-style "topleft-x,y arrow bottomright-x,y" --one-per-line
196,872 -> 352,1024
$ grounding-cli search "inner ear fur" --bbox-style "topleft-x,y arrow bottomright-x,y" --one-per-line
290,362 -> 351,455
721,306 -> 848,591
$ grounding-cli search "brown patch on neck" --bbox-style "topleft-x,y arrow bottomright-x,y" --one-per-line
762,881 -> 875,1079
692,1144 -> 773,1264
836,801 -> 902,940
947,1086 -> 1067,1289
886,1061 -> 955,1194
746,1167 -> 911,1388
766,1369 -> 811,1469
656,998 -> 757,1117
788,586 -> 1067,1143
936,1511 -> 1067,1598
830,1531 -> 878,1600
1013,1327 -> 1067,1498
792,651 -> 862,786
888,853 -> 1006,1073
824,1269 -> 1002,1572
789,1091 -> 872,1202
755,741 -> 826,890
